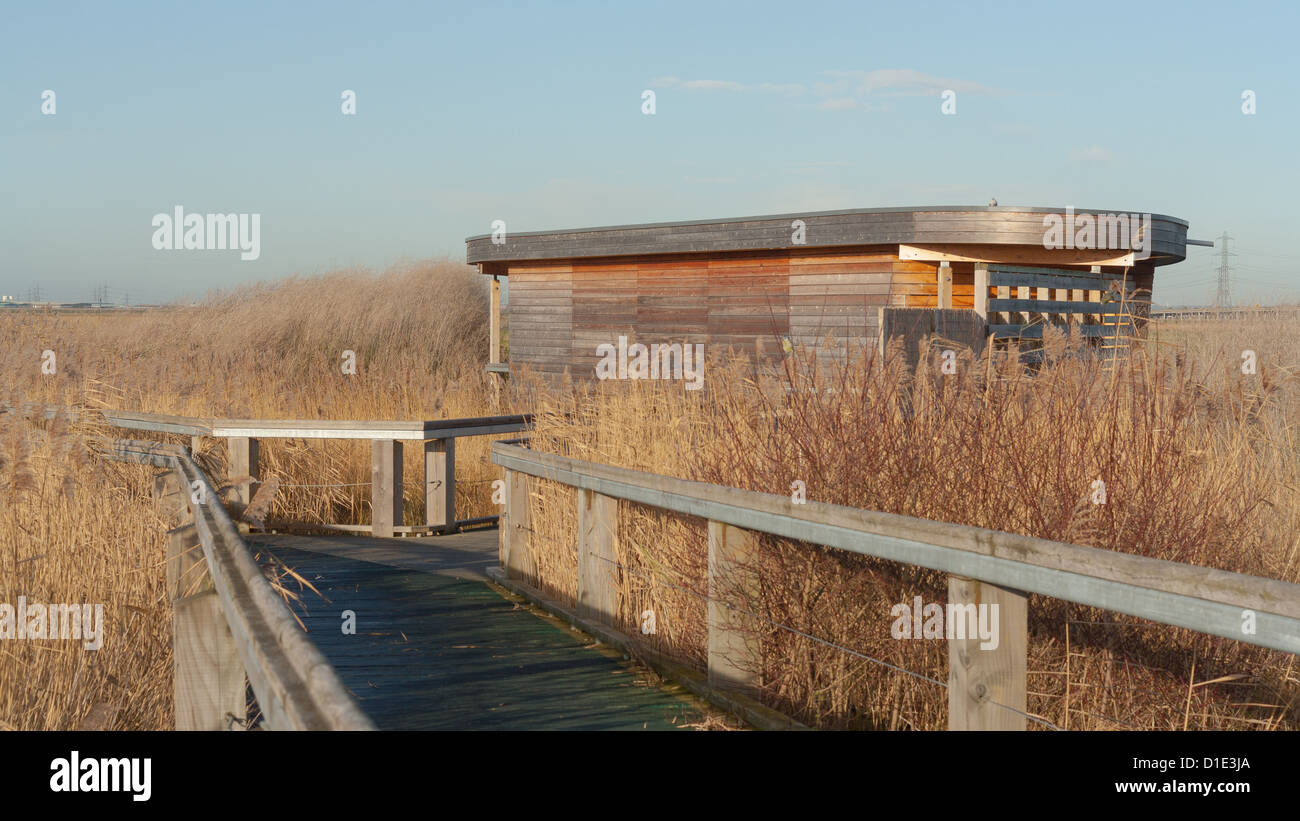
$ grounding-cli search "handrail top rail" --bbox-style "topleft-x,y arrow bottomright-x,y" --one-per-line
104,438 -> 376,730
2,402 -> 530,440
490,441 -> 1300,654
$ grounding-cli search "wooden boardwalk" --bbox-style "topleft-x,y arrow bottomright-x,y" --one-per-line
247,529 -> 707,730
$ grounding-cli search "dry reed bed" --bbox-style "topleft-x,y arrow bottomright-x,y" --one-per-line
0,260 -> 512,529
0,408 -> 172,729
0,260 -> 502,728
518,321 -> 1300,730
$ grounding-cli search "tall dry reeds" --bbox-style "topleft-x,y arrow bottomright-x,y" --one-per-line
517,318 -> 1300,729
0,259 -> 510,530
0,259 -> 501,728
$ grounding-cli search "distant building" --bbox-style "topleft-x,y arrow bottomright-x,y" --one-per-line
467,205 -> 1198,379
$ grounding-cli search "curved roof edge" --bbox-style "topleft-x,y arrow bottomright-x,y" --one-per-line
466,205 -> 1190,266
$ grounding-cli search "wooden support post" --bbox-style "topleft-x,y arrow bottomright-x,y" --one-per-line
371,439 -> 403,538
424,438 -> 455,533
577,489 -> 618,625
489,276 -> 501,365
1087,265 -> 1103,327
501,469 -> 533,580
947,576 -> 1027,731
937,261 -> 953,309
227,437 -> 259,507
157,471 -> 245,731
996,283 -> 1010,328
707,520 -> 760,694
490,275 -> 502,410
876,306 -> 886,358
973,263 -> 988,320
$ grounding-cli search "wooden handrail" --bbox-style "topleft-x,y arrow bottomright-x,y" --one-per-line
105,439 -> 376,730
2,402 -> 530,440
491,440 -> 1300,730
491,441 -> 1300,652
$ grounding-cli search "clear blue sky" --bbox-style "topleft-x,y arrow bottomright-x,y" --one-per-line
3,0 -> 1297,306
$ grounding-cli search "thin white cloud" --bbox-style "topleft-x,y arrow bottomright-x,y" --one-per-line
823,69 -> 1001,96
646,68 -> 1006,112
682,79 -> 746,91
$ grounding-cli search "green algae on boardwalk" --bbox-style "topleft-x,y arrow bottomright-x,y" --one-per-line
255,544 -> 706,730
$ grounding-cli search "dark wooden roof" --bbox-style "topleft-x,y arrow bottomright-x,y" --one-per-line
466,206 -> 1190,266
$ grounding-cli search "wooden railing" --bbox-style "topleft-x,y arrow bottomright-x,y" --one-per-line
104,439 -> 376,730
6,403 -> 531,536
491,441 -> 1300,730
985,265 -> 1149,360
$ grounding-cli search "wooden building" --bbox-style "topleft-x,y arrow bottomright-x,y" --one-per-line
466,206 -> 1201,378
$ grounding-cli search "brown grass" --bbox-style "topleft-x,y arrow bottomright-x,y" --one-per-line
4,263 -> 1298,731
0,259 -> 502,729
518,316 -> 1300,730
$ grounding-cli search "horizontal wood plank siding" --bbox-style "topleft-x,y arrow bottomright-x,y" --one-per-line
788,249 -> 893,358
508,263 -> 572,377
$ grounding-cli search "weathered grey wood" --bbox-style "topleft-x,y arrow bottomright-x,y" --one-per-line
502,469 -> 534,581
989,298 -> 1111,314
947,576 -> 1027,730
990,271 -> 1111,291
989,324 -> 1108,339
708,520 -> 760,694
172,591 -> 245,731
465,207 -> 1190,265
491,443 -> 1300,655
974,262 -> 988,320
212,417 -> 528,440
577,489 -> 617,624
103,409 -> 212,436
371,440 -> 403,538
425,438 -> 455,532
102,440 -> 378,730
227,436 -> 259,508
163,478 -> 245,731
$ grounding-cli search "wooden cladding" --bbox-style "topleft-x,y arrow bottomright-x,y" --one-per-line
504,252 -> 1157,378
508,248 -> 930,376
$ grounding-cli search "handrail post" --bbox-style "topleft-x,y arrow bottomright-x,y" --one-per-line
577,489 -> 617,624
707,520 -> 760,694
501,469 -> 532,580
424,438 -> 455,533
156,471 -> 245,730
227,436 -> 259,524
371,439 -> 403,538
947,576 -> 1027,730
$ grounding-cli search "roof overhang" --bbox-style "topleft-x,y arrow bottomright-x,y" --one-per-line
466,206 -> 1190,269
